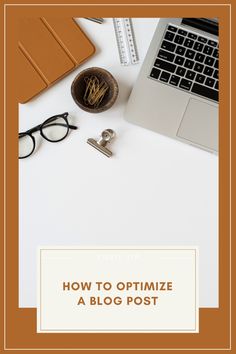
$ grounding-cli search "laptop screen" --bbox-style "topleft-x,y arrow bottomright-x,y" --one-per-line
182,18 -> 219,36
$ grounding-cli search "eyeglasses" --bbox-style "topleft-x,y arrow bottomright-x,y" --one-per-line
19,112 -> 78,159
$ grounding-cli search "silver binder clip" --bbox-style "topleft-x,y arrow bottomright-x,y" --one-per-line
87,129 -> 116,158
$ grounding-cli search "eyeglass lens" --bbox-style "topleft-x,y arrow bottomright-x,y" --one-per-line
19,134 -> 34,159
19,116 -> 70,158
41,116 -> 69,142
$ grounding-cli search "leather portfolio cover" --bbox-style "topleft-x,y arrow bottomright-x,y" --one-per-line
18,18 -> 95,103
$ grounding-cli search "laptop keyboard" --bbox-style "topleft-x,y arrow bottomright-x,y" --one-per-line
149,24 -> 219,102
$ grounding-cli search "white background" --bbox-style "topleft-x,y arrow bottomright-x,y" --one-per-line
38,248 -> 198,332
19,18 -> 218,308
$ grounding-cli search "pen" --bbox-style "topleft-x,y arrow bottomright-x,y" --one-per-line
84,18 -> 104,24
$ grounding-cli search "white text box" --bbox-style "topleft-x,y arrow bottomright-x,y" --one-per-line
37,247 -> 198,333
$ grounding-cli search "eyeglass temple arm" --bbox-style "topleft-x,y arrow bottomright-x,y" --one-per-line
25,122 -> 78,135
24,116 -> 61,134
42,123 -> 78,130
23,113 -> 76,134
25,123 -> 42,134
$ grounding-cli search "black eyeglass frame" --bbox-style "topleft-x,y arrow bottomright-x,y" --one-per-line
19,112 -> 78,159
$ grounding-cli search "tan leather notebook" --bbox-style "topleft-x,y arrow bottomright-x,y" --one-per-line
18,18 -> 95,103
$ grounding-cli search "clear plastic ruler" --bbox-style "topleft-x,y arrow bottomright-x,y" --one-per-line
113,18 -> 139,66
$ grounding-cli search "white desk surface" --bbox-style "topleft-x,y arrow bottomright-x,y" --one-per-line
19,18 -> 218,308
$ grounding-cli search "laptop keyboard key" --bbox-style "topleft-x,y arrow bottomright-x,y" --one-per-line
158,49 -> 175,62
184,59 -> 194,69
213,69 -> 218,79
154,59 -> 176,73
205,56 -> 215,66
194,63 -> 204,73
168,25 -> 177,32
175,56 -> 184,65
160,71 -> 170,82
193,42 -> 204,52
208,39 -> 217,47
150,67 -> 161,80
188,32 -> 197,40
214,60 -> 219,68
174,35 -> 184,45
203,66 -> 214,76
205,77 -> 215,87
169,75 -> 180,86
203,45 -> 213,55
178,29 -> 187,36
195,53 -> 205,63
192,83 -> 218,101
213,48 -> 219,58
195,74 -> 206,84
186,70 -> 196,80
179,78 -> 192,91
185,49 -> 195,59
176,67 -> 186,76
175,46 -> 186,55
215,80 -> 219,90
184,38 -> 194,48
198,36 -> 207,43
164,31 -> 175,41
161,40 -> 176,52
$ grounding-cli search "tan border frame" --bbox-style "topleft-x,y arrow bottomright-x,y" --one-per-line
2,2 -> 232,352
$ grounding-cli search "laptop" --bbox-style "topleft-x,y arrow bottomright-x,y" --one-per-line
125,18 -> 219,153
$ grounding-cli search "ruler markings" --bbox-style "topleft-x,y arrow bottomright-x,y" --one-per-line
113,18 -> 139,66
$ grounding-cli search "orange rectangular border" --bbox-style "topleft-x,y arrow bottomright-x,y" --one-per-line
1,1 -> 234,353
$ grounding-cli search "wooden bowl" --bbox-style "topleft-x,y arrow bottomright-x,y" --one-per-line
71,67 -> 119,113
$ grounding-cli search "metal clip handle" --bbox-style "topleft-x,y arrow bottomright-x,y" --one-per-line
87,129 -> 116,157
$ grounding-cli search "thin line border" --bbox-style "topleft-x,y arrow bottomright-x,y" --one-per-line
3,2 -> 231,351
38,248 -> 197,334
